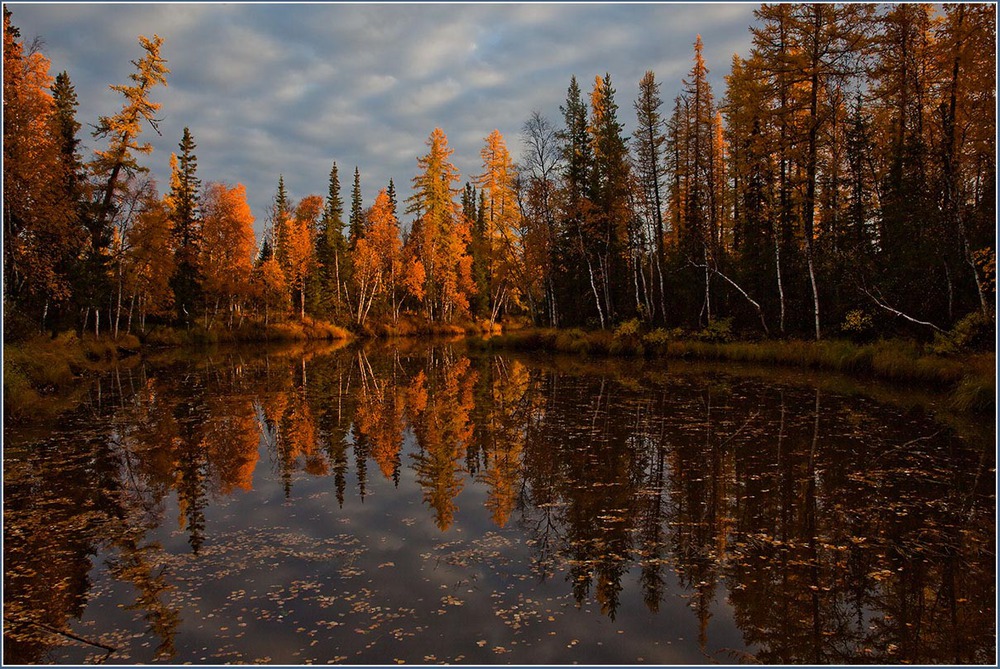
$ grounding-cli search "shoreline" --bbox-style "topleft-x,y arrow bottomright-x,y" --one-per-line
4,324 -> 995,424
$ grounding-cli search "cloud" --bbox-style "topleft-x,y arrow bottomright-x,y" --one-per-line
8,3 -> 757,239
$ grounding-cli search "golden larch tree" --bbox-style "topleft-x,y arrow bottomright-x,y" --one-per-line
475,129 -> 523,329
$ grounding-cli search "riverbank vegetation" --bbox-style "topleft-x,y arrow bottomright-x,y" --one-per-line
4,5 -> 994,393
473,319 -> 995,412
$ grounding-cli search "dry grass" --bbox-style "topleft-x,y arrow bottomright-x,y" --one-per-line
476,328 -> 995,414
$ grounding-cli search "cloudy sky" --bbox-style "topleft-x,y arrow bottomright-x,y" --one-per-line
10,3 -> 759,238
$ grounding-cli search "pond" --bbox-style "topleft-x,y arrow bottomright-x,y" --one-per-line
3,340 -> 995,664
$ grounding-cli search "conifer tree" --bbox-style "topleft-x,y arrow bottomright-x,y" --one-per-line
633,70 -> 668,322
349,167 -> 364,248
406,128 -> 474,321
588,73 -> 632,322
475,129 -> 522,328
91,34 -> 169,235
315,161 -> 349,318
169,127 -> 202,323
387,178 -> 398,219
557,75 -> 602,327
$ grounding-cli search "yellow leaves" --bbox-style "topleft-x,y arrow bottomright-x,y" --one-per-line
200,182 -> 256,302
407,128 -> 474,321
125,195 -> 176,316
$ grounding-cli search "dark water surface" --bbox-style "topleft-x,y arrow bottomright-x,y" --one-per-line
3,340 -> 995,664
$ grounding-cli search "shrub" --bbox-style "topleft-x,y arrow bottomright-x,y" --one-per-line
611,319 -> 644,356
841,309 -> 875,341
694,317 -> 734,343
950,309 -> 995,352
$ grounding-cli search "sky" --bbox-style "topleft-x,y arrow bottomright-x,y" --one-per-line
9,3 -> 760,239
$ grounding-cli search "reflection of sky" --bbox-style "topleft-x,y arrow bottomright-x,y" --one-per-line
9,345 -> 994,664
98,424 -> 747,664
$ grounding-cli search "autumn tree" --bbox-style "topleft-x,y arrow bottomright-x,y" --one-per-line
284,195 -> 321,320
772,4 -> 871,339
2,10 -> 86,332
407,128 -> 475,322
935,4 -> 995,320
124,190 -> 175,331
199,183 -> 256,328
91,33 -> 168,246
352,189 -> 402,326
252,253 -> 287,326
475,129 -> 522,329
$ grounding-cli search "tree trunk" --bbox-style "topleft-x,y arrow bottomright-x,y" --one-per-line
586,255 -> 605,329
126,293 -> 135,335
114,276 -> 123,339
702,245 -> 712,326
804,8 -> 823,340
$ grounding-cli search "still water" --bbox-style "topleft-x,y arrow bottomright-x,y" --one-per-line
3,340 -> 995,664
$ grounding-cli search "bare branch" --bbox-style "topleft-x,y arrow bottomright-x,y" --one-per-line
691,261 -> 769,336
861,287 -> 947,334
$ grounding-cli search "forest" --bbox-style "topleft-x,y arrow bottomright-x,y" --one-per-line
3,4 -> 996,346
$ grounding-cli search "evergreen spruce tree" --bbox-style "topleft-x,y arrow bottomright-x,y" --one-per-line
387,178 -> 398,219
348,167 -> 363,248
315,161 -> 349,318
170,127 -> 203,324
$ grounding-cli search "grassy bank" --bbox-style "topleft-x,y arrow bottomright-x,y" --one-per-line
4,332 -> 142,421
141,317 -> 351,347
472,327 -> 995,413
4,318 -> 351,422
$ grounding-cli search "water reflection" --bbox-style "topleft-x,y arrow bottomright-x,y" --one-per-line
4,341 -> 994,664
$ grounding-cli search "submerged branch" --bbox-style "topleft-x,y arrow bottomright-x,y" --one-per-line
8,617 -> 118,655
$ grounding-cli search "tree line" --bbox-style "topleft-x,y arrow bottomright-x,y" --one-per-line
3,4 -> 995,341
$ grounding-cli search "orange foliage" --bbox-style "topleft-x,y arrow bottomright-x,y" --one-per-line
407,128 -> 476,322
408,356 -> 478,531
125,195 -> 176,323
199,183 -> 256,319
3,12 -> 84,308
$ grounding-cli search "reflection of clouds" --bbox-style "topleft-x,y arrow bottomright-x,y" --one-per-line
4,344 -> 994,663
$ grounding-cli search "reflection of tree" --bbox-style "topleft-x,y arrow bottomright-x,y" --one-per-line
666,384 -> 739,646
408,351 -> 477,531
4,344 -> 993,664
5,427 -> 180,663
476,358 -> 530,528
723,386 -> 995,664
354,351 -> 405,485
508,363 -> 993,661
636,392 -> 669,613
4,438 -> 111,663
258,356 -> 321,498
106,529 -> 181,660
